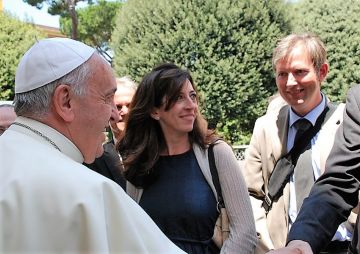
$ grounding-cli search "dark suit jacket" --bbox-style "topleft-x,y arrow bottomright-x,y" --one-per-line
84,142 -> 126,190
288,85 -> 360,253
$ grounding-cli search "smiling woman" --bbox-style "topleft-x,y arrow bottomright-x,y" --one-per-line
118,63 -> 257,254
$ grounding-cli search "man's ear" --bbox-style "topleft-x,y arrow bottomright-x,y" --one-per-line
53,84 -> 75,122
318,63 -> 329,82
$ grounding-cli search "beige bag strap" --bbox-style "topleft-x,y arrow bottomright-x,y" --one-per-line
209,142 -> 230,247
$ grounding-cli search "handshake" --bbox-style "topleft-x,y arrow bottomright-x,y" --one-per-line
267,241 -> 313,254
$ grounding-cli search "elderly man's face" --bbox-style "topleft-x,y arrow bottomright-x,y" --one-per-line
70,55 -> 119,163
0,106 -> 16,135
110,85 -> 136,139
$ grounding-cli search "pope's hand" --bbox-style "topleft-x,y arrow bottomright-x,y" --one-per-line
266,240 -> 313,254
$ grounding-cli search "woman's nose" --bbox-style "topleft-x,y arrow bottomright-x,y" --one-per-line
184,97 -> 197,109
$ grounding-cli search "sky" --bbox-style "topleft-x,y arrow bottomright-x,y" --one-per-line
3,0 -> 117,28
4,0 -> 60,28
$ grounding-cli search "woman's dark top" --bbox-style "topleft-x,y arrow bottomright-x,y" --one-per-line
139,149 -> 219,254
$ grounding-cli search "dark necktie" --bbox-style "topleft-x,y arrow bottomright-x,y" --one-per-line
293,118 -> 314,212
293,118 -> 312,145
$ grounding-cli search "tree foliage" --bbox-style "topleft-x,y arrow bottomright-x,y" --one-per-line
0,12 -> 44,101
290,0 -> 360,102
111,0 -> 291,143
60,0 -> 122,52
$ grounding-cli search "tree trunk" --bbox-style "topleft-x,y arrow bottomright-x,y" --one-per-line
66,0 -> 78,40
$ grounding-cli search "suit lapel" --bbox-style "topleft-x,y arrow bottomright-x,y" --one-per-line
274,105 -> 291,226
277,105 -> 290,155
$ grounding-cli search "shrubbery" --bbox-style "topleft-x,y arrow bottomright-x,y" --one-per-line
111,0 -> 291,143
0,12 -> 44,100
291,0 -> 360,101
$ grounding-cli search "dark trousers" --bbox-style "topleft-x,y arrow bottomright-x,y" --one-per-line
320,241 -> 350,254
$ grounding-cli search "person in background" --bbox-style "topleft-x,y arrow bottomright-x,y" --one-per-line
111,76 -> 137,141
84,76 -> 137,189
118,62 -> 257,254
243,33 -> 352,254
0,37 -> 185,254
0,104 -> 16,135
268,85 -> 360,254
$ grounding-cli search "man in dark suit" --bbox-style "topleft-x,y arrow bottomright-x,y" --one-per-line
268,85 -> 360,254
84,77 -> 137,190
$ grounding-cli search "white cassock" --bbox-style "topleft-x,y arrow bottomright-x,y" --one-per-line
0,116 -> 185,254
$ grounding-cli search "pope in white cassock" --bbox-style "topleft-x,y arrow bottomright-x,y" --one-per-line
0,38 -> 185,253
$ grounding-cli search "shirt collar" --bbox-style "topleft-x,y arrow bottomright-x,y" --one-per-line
289,92 -> 327,128
12,116 -> 84,163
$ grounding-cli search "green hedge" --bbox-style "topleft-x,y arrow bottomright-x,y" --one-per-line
111,0 -> 290,143
0,12 -> 44,101
291,0 -> 360,102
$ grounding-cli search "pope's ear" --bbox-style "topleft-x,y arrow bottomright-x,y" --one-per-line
53,84 -> 75,122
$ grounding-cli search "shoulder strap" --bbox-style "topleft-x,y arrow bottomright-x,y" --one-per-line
263,103 -> 338,212
208,143 -> 225,209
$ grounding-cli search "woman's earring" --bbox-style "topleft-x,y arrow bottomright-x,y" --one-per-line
152,115 -> 160,120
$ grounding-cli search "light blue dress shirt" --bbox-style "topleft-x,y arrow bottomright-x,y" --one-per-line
287,93 -> 351,241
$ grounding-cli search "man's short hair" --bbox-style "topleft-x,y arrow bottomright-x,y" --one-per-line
272,33 -> 327,74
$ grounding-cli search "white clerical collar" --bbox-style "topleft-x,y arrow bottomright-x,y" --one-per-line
11,116 -> 84,163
